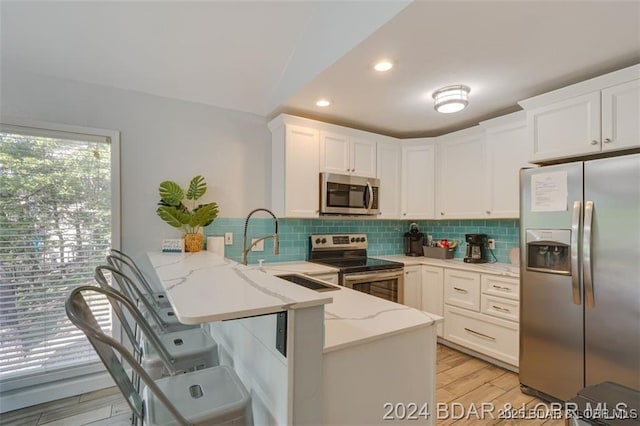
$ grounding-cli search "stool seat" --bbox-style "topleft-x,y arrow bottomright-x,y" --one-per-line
144,365 -> 251,425
142,328 -> 219,379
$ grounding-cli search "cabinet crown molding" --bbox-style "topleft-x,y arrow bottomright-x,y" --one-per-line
518,63 -> 640,110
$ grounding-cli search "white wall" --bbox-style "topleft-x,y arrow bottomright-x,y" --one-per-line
1,66 -> 271,262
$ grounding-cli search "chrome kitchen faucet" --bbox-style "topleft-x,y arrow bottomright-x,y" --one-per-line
241,208 -> 279,265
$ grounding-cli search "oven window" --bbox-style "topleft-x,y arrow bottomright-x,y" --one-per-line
327,183 -> 366,208
350,279 -> 398,302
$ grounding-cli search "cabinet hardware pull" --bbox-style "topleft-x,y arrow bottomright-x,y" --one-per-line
352,168 -> 355,172
464,328 -> 496,341
603,138 -> 612,143
492,305 -> 511,313
453,287 -> 468,293
591,140 -> 599,145
486,210 -> 491,215
492,285 -> 510,291
440,212 -> 445,216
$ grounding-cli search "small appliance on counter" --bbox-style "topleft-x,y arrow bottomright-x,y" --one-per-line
464,233 -> 488,263
404,223 -> 424,257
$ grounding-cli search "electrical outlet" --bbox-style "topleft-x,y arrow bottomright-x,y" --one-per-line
251,238 -> 264,251
224,232 -> 233,245
488,239 -> 496,250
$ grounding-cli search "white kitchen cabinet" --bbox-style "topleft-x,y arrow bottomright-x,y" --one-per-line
443,269 -> 481,311
401,141 -> 436,219
481,111 -> 533,218
444,304 -> 519,367
320,131 -> 376,178
601,79 -> 640,152
270,123 -> 320,218
421,266 -> 444,337
519,65 -> 640,163
435,127 -> 486,219
526,92 -> 602,162
403,265 -> 422,309
376,141 -> 402,219
442,267 -> 520,368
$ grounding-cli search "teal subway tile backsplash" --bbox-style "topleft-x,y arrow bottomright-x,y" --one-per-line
206,217 -> 519,265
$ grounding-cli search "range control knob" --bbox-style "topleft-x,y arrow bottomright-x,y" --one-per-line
315,238 -> 321,244
321,238 -> 327,244
351,237 -> 356,242
361,237 -> 366,242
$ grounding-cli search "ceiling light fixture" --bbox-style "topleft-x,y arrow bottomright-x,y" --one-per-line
433,85 -> 470,113
316,99 -> 331,107
374,60 -> 393,72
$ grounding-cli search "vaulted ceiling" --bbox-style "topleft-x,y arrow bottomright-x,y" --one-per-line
2,1 -> 639,137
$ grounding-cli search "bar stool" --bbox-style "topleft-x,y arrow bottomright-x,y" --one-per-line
65,286 -> 252,425
94,265 -> 219,379
109,249 -> 171,308
100,261 -> 196,334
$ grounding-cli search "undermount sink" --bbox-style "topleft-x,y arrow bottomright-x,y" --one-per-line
276,274 -> 340,292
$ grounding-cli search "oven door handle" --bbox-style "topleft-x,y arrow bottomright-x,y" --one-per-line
343,270 -> 403,283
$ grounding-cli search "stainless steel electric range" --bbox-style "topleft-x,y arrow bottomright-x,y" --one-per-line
308,234 -> 405,303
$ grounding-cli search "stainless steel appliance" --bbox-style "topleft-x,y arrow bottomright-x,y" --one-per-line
308,233 -> 404,302
320,173 -> 379,216
519,154 -> 640,402
404,222 -> 424,257
463,233 -> 488,263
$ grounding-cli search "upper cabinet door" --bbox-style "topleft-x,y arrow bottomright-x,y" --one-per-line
284,125 -> 320,218
401,143 -> 435,219
376,142 -> 402,219
436,131 -> 486,219
320,131 -> 350,174
601,79 -> 640,152
484,120 -> 532,218
350,137 -> 377,178
528,92 -> 601,162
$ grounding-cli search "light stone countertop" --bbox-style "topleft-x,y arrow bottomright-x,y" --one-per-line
372,254 -> 520,277
256,261 -> 442,353
147,251 -> 332,324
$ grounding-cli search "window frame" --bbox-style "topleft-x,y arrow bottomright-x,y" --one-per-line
0,118 -> 121,409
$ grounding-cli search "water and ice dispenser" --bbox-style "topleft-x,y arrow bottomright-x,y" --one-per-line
526,229 -> 571,275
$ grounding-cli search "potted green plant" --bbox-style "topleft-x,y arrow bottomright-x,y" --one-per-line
156,175 -> 219,252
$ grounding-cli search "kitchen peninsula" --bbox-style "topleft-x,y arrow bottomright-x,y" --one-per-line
148,251 -> 441,425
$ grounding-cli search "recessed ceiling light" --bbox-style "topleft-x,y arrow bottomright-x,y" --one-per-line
433,85 -> 470,114
374,60 -> 393,72
316,99 -> 331,107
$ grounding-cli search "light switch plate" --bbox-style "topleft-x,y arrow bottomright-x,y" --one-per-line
224,232 -> 233,245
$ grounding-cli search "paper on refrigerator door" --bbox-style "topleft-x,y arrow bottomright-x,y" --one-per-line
531,171 -> 568,212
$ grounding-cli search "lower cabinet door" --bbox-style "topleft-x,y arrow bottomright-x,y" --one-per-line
444,304 -> 519,367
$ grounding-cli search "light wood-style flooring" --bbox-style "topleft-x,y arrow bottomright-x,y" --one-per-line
1,344 -> 560,425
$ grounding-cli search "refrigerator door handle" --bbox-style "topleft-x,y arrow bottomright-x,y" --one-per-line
571,201 -> 582,305
584,200 -> 595,308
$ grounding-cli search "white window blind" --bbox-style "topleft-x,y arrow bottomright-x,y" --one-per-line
0,124 -> 115,387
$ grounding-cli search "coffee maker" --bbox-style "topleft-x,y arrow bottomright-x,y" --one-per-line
404,223 -> 424,257
464,233 -> 488,263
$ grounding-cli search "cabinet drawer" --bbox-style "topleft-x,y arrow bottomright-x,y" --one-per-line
481,275 -> 519,301
444,269 -> 480,311
444,305 -> 519,367
481,294 -> 519,322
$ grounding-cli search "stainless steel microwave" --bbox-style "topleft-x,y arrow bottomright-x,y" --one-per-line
320,173 -> 379,215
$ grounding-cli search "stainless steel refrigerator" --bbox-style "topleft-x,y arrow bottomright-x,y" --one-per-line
519,153 -> 640,401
